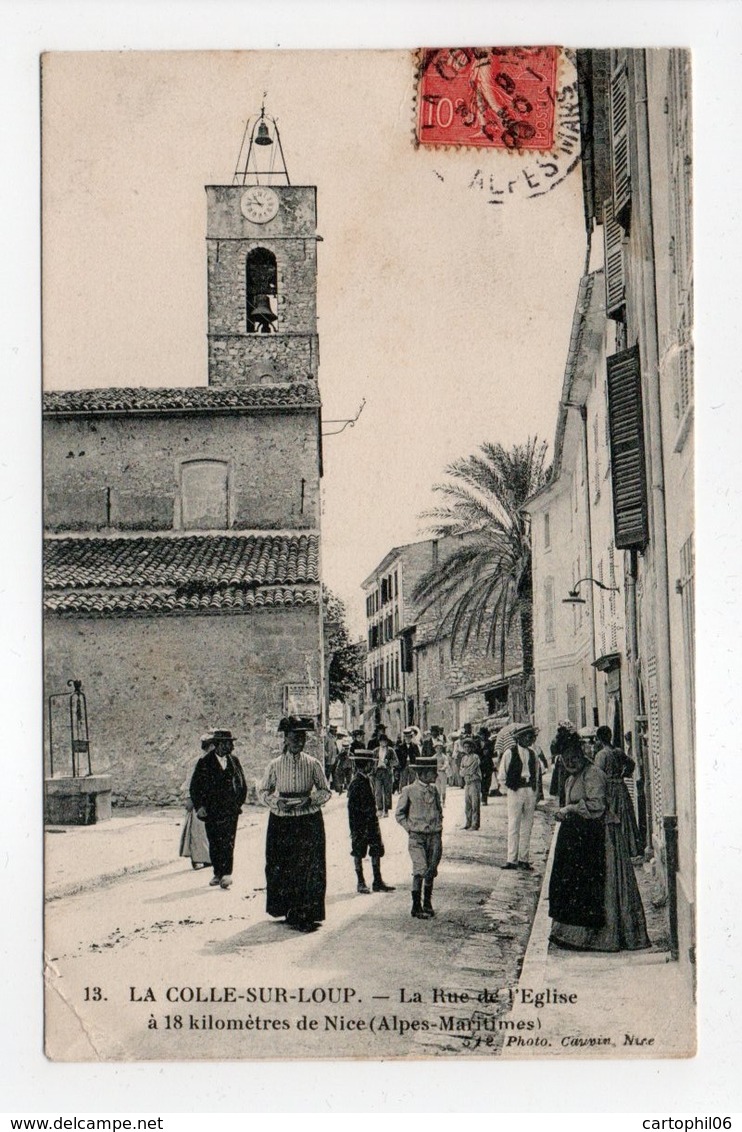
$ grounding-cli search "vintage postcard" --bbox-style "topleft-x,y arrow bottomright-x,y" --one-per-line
42,48 -> 695,1061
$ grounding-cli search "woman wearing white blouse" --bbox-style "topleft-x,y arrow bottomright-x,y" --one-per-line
260,716 -> 331,933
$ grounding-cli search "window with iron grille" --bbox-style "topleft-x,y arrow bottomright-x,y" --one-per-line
607,344 -> 649,550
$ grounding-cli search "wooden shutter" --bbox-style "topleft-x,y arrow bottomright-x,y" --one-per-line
609,61 -> 631,228
566,684 -> 578,726
607,345 -> 649,550
544,577 -> 555,642
401,632 -> 414,673
603,195 -> 625,318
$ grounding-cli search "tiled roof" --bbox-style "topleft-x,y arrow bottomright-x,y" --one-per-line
44,534 -> 320,617
45,585 -> 319,616
43,383 -> 320,416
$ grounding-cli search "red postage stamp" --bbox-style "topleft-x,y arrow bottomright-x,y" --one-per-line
416,47 -> 559,150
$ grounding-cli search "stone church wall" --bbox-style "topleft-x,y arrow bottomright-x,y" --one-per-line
44,606 -> 323,806
44,411 -> 320,532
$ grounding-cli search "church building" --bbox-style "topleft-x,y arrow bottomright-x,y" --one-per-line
43,114 -> 325,804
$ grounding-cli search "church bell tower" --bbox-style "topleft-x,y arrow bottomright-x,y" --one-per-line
206,109 -> 319,387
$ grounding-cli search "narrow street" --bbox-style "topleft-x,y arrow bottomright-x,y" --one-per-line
45,788 -> 551,1061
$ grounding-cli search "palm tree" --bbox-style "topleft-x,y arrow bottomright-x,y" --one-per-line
411,438 -> 550,676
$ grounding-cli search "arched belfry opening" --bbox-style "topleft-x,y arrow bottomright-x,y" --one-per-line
246,247 -> 277,333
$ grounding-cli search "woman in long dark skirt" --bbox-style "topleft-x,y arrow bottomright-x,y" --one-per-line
549,733 -> 650,952
260,716 -> 331,933
593,726 -> 643,859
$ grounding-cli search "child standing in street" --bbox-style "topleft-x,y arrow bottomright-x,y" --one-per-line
459,736 -> 483,830
395,754 -> 443,919
347,750 -> 396,894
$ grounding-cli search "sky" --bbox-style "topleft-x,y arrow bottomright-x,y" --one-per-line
42,49 -> 586,636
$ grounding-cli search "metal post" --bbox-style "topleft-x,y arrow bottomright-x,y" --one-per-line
48,696 -> 54,779
663,814 -> 680,960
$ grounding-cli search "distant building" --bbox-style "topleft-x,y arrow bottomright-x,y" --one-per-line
361,540 -> 432,739
361,537 -> 524,740
43,121 -> 325,804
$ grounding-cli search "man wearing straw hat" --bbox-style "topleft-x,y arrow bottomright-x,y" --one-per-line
498,722 -> 539,871
346,749 -> 395,895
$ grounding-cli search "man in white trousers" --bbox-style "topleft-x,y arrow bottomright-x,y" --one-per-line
498,722 -> 539,871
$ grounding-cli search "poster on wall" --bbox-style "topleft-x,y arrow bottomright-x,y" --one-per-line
42,47 -> 695,1061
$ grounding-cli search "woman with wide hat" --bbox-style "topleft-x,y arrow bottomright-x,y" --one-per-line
259,716 -> 331,933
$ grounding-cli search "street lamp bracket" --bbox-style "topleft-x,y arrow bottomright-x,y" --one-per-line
562,576 -> 620,605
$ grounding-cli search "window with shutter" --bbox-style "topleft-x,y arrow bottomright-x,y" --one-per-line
547,687 -> 557,732
607,344 -> 649,550
401,633 -> 414,674
610,61 -> 631,229
544,577 -> 555,643
566,683 -> 578,726
603,195 -> 626,318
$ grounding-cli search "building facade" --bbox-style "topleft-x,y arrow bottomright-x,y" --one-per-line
572,50 -> 694,981
43,126 -> 325,804
525,272 -> 629,740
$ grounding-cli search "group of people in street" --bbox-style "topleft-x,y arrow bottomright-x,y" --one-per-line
179,712 -> 651,951
548,722 -> 650,952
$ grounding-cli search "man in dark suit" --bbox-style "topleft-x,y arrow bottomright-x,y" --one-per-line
190,728 -> 247,890
478,726 -> 496,803
398,727 -> 421,788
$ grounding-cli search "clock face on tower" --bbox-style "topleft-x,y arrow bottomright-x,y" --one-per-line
240,186 -> 279,223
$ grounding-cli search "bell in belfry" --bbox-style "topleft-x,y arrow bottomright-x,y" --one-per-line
251,294 -> 277,332
255,120 -> 272,146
